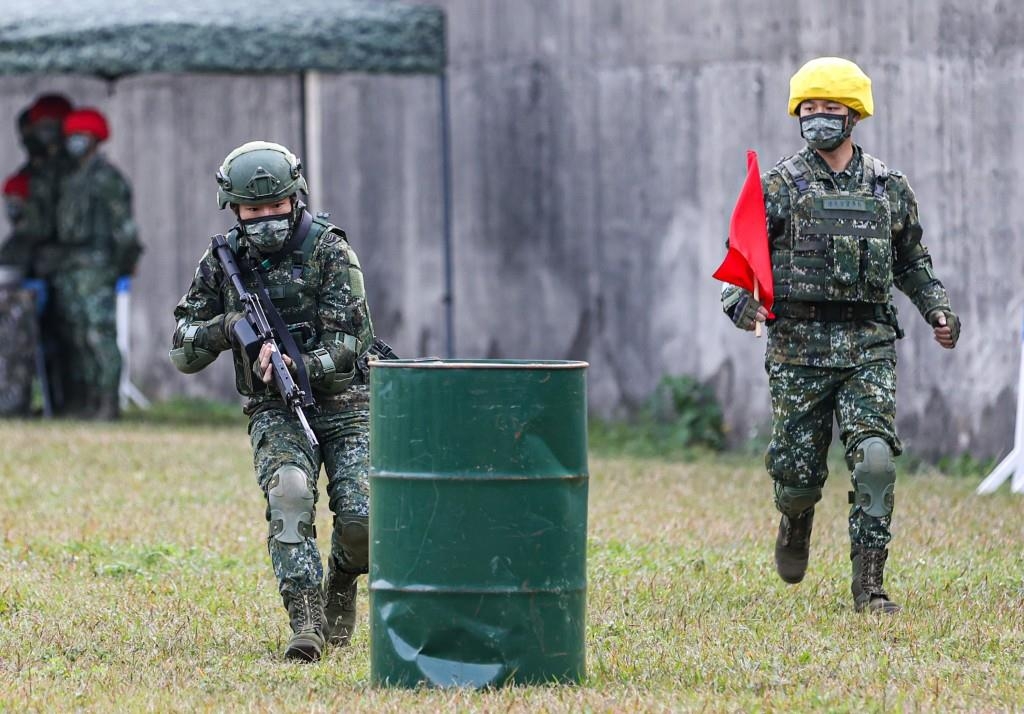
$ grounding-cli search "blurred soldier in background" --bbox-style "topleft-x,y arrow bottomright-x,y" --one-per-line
0,171 -> 30,267
170,141 -> 376,662
13,94 -> 75,413
720,57 -> 959,613
0,171 -> 36,416
0,96 -> 74,417
49,108 -> 142,419
22,94 -> 74,273
1,96 -> 71,275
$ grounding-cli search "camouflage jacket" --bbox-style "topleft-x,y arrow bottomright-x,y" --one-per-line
0,168 -> 31,270
171,215 -> 375,413
723,144 -> 951,368
2,155 -> 70,276
54,154 -> 142,275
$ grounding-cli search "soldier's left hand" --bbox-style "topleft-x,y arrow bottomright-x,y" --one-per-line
257,343 -> 295,384
929,310 -> 960,349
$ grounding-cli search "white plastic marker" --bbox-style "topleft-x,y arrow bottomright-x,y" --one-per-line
977,317 -> 1024,494
117,276 -> 151,410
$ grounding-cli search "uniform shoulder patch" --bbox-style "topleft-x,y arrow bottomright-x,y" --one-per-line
319,226 -> 350,248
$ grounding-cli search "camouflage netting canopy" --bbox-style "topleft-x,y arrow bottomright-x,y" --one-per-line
0,0 -> 445,79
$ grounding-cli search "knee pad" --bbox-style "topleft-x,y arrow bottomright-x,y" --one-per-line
332,514 -> 369,573
267,465 -> 316,544
774,483 -> 822,518
850,436 -> 895,518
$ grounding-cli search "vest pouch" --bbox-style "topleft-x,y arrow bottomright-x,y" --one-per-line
267,282 -> 301,310
862,235 -> 893,292
830,235 -> 861,286
287,321 -> 317,351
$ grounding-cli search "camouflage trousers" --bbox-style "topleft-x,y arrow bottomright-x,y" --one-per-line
765,359 -> 902,550
248,387 -> 370,600
0,287 -> 37,416
47,267 -> 121,416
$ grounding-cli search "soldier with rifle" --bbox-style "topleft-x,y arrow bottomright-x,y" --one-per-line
170,141 -> 381,662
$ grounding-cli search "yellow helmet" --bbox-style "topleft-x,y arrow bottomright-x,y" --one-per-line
788,57 -> 873,118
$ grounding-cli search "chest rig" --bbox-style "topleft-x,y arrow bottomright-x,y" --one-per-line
774,153 -> 893,304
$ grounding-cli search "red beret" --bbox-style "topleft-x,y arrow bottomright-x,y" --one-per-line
28,94 -> 73,124
63,108 -> 110,142
2,171 -> 30,199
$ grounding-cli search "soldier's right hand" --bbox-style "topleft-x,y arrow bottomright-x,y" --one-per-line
929,309 -> 960,349
730,292 -> 770,331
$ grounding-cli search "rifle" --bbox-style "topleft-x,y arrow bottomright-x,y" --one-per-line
210,234 -> 318,448
370,337 -> 399,361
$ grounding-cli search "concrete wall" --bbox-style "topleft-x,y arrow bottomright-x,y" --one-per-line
430,0 -> 1022,460
1,0 -> 1019,459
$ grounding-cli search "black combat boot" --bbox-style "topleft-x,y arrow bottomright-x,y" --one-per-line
284,588 -> 326,661
775,508 -> 814,584
323,565 -> 358,647
851,546 -> 901,613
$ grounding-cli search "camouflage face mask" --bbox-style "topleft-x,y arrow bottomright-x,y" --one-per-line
800,113 -> 848,151
242,213 -> 292,253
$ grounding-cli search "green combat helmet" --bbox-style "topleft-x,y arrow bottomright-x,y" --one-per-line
215,141 -> 308,208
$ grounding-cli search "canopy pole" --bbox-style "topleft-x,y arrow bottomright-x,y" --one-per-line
302,70 -> 323,212
439,71 -> 455,357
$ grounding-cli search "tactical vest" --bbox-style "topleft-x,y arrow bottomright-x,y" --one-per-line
773,153 -> 893,304
224,215 -> 344,353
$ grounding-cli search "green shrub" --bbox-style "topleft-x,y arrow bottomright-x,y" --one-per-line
589,375 -> 725,460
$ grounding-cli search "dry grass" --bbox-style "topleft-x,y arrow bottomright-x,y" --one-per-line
1,419 -> 1022,712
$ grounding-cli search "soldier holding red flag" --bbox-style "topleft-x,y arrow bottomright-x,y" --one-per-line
719,57 -> 959,613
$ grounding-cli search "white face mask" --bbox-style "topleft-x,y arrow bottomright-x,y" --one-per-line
65,134 -> 93,158
241,213 -> 292,253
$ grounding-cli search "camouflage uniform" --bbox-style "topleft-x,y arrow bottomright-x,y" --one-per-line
725,142 -> 954,562
0,285 -> 36,416
0,156 -> 73,413
50,154 -> 140,417
171,214 -> 375,605
725,145 -> 952,551
0,156 -> 69,276
0,167 -> 33,271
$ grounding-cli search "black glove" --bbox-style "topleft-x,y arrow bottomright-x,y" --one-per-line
729,292 -> 763,331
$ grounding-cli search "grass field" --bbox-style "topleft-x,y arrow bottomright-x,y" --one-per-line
1,417 -> 1022,712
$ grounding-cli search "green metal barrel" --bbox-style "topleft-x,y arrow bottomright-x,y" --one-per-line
369,359 -> 589,688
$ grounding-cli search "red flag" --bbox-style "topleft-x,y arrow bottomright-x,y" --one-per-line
713,150 -> 774,315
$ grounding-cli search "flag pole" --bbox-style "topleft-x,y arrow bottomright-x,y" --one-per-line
753,279 -> 762,338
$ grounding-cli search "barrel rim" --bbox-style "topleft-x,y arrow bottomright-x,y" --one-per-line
370,469 -> 588,481
370,358 -> 589,370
